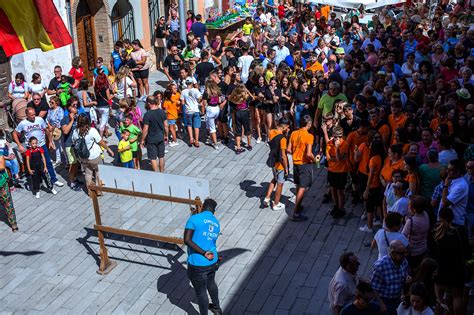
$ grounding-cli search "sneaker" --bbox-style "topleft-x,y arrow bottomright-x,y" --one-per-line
235,148 -> 245,155
35,192 -> 40,199
373,219 -> 382,227
169,141 -> 179,147
272,202 -> 286,211
358,225 -> 373,233
256,137 -> 262,144
51,188 -> 58,195
54,181 -> 64,187
330,206 -> 339,217
164,149 -> 169,154
332,208 -> 346,219
247,145 -> 253,151
70,183 -> 82,191
263,197 -> 271,208
208,304 -> 223,315
140,95 -> 147,102
360,212 -> 367,220
213,143 -> 220,150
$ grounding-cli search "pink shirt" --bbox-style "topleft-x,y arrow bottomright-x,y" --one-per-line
403,212 -> 430,256
130,49 -> 149,70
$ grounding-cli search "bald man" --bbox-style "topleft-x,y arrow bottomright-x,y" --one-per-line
370,240 -> 409,315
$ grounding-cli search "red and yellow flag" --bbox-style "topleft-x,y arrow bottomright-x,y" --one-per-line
0,0 -> 72,57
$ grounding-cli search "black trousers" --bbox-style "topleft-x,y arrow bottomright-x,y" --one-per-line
188,263 -> 220,314
31,166 -> 52,193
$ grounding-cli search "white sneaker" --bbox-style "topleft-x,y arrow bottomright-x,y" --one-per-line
169,141 -> 179,147
358,225 -> 373,233
213,144 -> 220,150
263,197 -> 271,208
360,212 -> 367,220
373,219 -> 382,226
35,192 -> 40,199
51,188 -> 58,195
272,202 -> 286,211
54,181 -> 64,187
256,137 -> 262,144
164,149 -> 169,154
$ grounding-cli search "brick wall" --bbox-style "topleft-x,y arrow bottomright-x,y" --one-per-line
93,4 -> 114,63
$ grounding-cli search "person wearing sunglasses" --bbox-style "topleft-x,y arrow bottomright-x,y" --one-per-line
26,92 -> 48,119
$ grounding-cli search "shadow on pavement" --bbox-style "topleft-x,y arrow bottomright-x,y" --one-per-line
157,248 -> 250,314
77,227 -> 181,269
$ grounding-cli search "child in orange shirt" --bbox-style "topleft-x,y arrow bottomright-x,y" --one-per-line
162,83 -> 181,146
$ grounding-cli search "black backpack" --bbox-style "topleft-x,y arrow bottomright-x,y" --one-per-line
266,134 -> 285,168
74,135 -> 92,159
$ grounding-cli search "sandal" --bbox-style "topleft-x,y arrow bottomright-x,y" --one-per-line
194,140 -> 200,148
11,224 -> 18,232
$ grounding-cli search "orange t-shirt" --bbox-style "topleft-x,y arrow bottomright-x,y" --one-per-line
357,142 -> 371,175
380,157 -> 404,183
163,92 -> 181,120
376,123 -> 391,145
388,113 -> 407,144
405,172 -> 420,193
326,139 -> 350,173
429,118 -> 453,135
269,129 -> 287,171
368,155 -> 382,188
289,128 -> 314,165
346,131 -> 368,166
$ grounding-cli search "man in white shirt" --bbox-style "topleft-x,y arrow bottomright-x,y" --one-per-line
180,79 -> 203,147
328,252 -> 360,314
237,46 -> 255,83
272,36 -> 290,66
13,107 -> 63,187
439,159 -> 469,226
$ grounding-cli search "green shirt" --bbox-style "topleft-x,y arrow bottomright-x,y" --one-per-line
317,93 -> 348,116
120,124 -> 141,152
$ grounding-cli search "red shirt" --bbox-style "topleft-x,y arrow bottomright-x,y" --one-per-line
68,67 -> 84,82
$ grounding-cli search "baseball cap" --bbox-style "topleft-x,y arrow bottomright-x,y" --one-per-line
185,78 -> 194,85
335,47 -> 345,54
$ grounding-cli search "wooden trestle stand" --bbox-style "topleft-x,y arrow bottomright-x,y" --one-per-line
88,184 -> 203,275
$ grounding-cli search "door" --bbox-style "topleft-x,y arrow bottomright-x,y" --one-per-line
0,47 -> 11,102
76,15 -> 97,84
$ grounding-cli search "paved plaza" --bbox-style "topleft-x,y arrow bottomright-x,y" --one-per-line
0,129 -> 378,314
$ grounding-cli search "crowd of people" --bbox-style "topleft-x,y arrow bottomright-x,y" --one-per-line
0,0 -> 473,314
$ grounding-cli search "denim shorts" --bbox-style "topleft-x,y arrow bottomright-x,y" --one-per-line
185,112 -> 201,128
168,119 -> 177,125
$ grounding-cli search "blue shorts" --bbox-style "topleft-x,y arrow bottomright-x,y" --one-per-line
185,112 -> 201,128
122,160 -> 134,168
168,119 -> 176,125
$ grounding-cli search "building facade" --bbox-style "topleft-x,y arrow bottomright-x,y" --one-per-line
4,0 -> 198,88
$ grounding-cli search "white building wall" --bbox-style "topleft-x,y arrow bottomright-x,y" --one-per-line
9,0 -> 73,84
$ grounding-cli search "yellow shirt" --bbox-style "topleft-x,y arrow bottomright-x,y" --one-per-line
242,23 -> 253,35
118,140 -> 133,163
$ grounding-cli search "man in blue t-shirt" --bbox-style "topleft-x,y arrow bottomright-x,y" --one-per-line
190,14 -> 208,46
184,198 -> 221,315
111,40 -> 124,74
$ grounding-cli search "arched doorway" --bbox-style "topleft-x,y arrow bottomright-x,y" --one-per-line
76,0 -> 98,83
111,0 -> 135,42
74,0 -> 113,84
